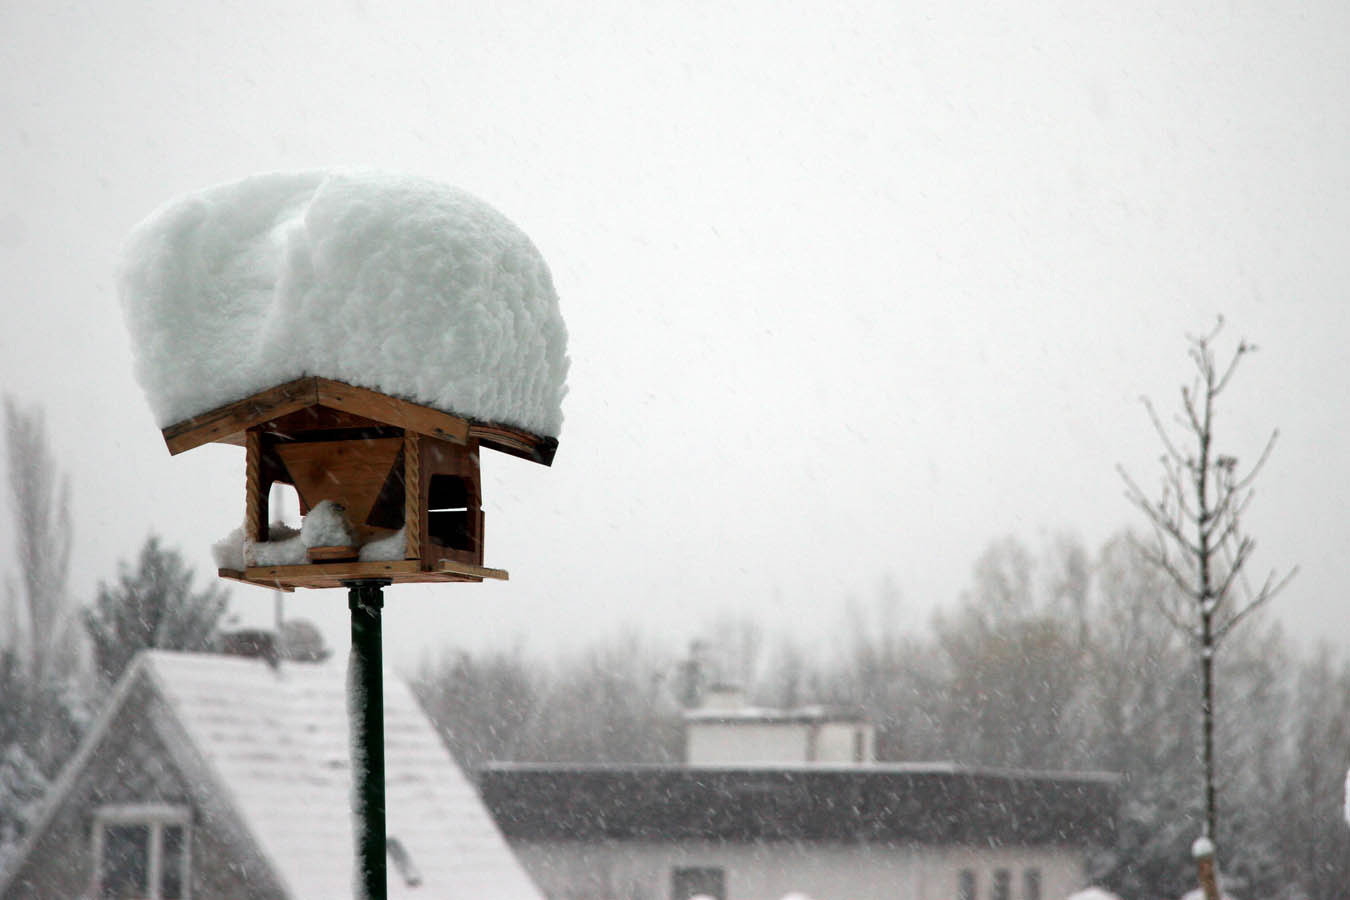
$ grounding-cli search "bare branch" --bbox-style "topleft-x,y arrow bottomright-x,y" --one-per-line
1137,540 -> 1197,600
1206,506 -> 1245,553
1214,566 -> 1297,643
1233,429 -> 1279,492
1120,466 -> 1181,530
1204,479 -> 1247,536
1213,536 -> 1255,602
1143,397 -> 1187,468
1152,510 -> 1203,558
1212,339 -> 1252,396
1183,314 -> 1223,349
1156,597 -> 1201,645
1181,384 -> 1205,437
1120,463 -> 1205,560
1170,466 -> 1199,523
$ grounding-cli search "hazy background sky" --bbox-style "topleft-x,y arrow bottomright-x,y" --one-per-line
1,0 -> 1346,665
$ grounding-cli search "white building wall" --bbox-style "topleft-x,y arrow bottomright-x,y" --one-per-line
685,722 -> 876,764
510,839 -> 1087,900
913,845 -> 1086,900
813,723 -> 875,763
686,723 -> 815,764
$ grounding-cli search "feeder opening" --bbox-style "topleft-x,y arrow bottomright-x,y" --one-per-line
427,474 -> 474,551
268,481 -> 302,525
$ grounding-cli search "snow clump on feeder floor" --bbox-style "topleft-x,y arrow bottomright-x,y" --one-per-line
119,171 -> 569,438
242,522 -> 307,567
357,527 -> 406,562
214,521 -> 305,569
213,507 -> 408,569
299,500 -> 357,548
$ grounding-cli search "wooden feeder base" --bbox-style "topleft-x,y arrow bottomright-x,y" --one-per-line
306,545 -> 360,563
218,559 -> 508,592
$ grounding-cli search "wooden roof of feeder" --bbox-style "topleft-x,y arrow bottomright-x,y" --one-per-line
163,376 -> 558,592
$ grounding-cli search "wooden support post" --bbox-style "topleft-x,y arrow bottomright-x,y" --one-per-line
347,579 -> 389,900
403,432 -> 421,561
245,431 -> 265,543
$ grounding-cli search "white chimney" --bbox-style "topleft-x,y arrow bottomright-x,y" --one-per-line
700,683 -> 747,711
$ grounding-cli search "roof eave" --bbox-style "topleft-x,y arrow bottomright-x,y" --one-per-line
160,376 -> 557,465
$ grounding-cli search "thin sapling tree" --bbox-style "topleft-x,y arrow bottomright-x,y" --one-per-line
1118,319 -> 1296,897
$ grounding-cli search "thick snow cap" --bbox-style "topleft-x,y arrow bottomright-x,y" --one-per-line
119,171 -> 569,438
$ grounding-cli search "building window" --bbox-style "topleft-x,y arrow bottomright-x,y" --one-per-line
958,869 -> 977,900
1023,868 -> 1041,900
993,868 -> 1011,900
671,866 -> 725,900
92,805 -> 191,900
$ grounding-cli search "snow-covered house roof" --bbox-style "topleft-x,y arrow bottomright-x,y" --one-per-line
119,171 -> 569,442
480,763 -> 1119,846
0,650 -> 542,900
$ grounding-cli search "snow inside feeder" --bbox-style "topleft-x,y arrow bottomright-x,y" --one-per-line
120,171 -> 568,591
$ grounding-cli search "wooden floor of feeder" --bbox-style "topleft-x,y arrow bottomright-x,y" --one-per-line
218,559 -> 509,592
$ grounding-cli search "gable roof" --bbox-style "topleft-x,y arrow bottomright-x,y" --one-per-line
479,763 -> 1118,847
2,651 -> 542,900
161,375 -> 557,465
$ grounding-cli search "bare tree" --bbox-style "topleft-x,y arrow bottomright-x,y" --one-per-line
1118,319 -> 1296,890
930,536 -> 1094,771
1,397 -> 86,775
412,644 -> 544,776
2,397 -> 78,696
0,398 -> 87,862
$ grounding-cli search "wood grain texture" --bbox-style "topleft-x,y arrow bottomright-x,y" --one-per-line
161,376 -> 557,466
417,436 -> 484,569
403,431 -> 421,560
467,423 -> 557,466
275,437 -> 403,527
315,378 -> 469,444
219,558 -> 507,591
245,431 -> 264,543
162,378 -> 318,455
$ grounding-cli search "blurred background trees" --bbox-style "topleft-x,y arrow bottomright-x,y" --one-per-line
0,397 -> 232,869
2,392 -> 1345,898
414,530 -> 1350,900
0,398 -> 87,865
83,534 -> 229,686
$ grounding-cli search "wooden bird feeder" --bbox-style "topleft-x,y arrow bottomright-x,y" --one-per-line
161,375 -> 557,592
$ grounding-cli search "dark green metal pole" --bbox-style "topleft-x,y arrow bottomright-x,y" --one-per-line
347,579 -> 389,900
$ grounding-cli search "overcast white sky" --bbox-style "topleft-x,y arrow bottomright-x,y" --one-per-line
1,0 -> 1347,665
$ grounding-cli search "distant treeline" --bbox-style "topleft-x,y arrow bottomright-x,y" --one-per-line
413,531 -> 1350,900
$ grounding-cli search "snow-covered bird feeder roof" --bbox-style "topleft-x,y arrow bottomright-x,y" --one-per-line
119,172 -> 568,590
119,171 -> 568,463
